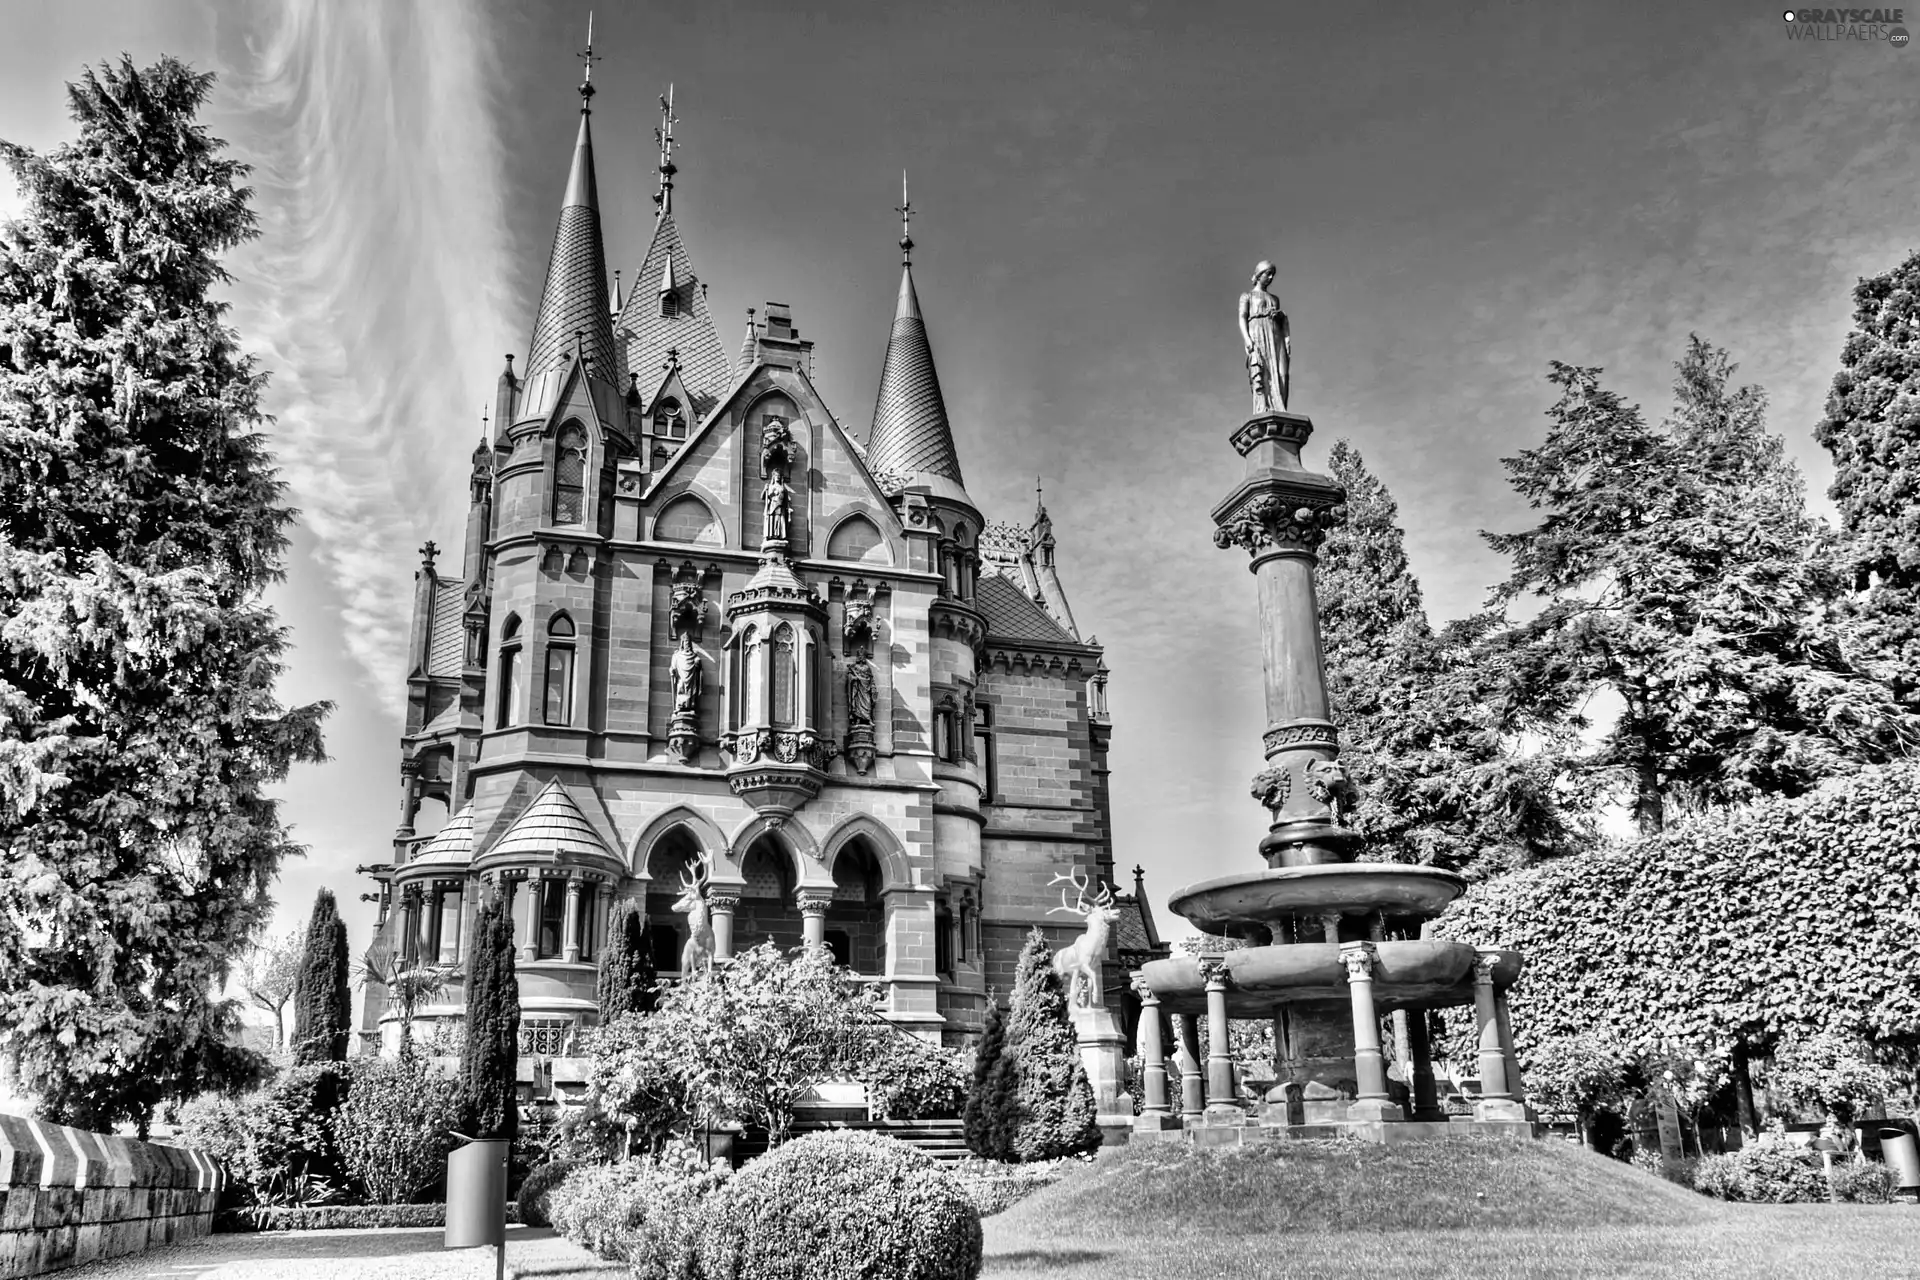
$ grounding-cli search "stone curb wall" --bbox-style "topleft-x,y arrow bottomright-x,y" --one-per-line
0,1113 -> 222,1279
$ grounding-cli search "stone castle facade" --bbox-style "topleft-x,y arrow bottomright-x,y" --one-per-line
358,77 -> 1166,1072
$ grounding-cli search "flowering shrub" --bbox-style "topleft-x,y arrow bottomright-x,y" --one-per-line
862,1032 -> 970,1121
333,1055 -> 463,1205
1689,1138 -> 1828,1203
1768,1033 -> 1892,1130
1525,1032 -> 1633,1123
547,1140 -> 730,1279
696,1131 -> 981,1280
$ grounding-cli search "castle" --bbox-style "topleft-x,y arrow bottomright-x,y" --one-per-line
357,66 -> 1166,1076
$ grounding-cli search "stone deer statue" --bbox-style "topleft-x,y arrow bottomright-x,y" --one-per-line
672,854 -> 715,977
1046,869 -> 1123,1008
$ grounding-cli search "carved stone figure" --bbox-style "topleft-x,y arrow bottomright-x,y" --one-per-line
763,472 -> 792,544
846,654 -> 876,728
842,595 -> 874,653
670,636 -> 702,716
673,855 -> 715,976
1304,757 -> 1360,826
1239,260 -> 1292,413
1250,764 -> 1290,812
1046,868 -> 1123,1008
669,582 -> 706,641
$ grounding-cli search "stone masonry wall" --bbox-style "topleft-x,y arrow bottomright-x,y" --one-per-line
0,1114 -> 221,1280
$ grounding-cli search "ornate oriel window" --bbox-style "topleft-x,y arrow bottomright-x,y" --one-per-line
497,614 -> 523,729
544,613 -> 576,726
653,396 -> 687,441
553,423 -> 588,525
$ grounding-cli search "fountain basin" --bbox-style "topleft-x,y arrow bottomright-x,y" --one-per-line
1139,940 -> 1521,1019
1167,864 -> 1468,936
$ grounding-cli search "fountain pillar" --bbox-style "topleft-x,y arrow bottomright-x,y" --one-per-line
1171,1015 -> 1205,1121
1339,944 -> 1403,1122
1405,1009 -> 1446,1123
1200,958 -> 1238,1112
1133,977 -> 1172,1118
1473,952 -> 1528,1122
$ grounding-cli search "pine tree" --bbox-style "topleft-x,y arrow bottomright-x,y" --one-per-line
1318,441 -> 1581,877
962,993 -> 1010,1159
291,889 -> 350,1065
0,57 -> 329,1132
1001,929 -> 1099,1162
460,891 -> 520,1141
594,897 -> 655,1022
1814,251 -> 1920,712
1484,342 -> 1914,836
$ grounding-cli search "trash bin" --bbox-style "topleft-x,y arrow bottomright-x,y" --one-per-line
1880,1128 -> 1920,1193
444,1136 -> 509,1248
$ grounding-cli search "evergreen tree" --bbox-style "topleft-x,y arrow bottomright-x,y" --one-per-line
1483,342 -> 1913,836
0,56 -> 328,1132
1318,441 -> 1582,877
1814,250 -> 1920,712
1001,929 -> 1099,1162
594,897 -> 655,1022
291,889 -> 350,1065
460,891 -> 520,1141
962,993 -> 1010,1159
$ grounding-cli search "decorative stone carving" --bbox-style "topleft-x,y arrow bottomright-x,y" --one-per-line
1250,765 -> 1291,811
1196,955 -> 1234,989
842,594 -> 874,653
1473,951 -> 1503,985
673,854 -> 715,976
761,419 -> 797,549
1304,757 -> 1359,825
763,472 -> 793,545
721,727 -> 837,772
845,656 -> 877,776
667,636 -> 702,764
1046,869 -> 1122,1008
1211,494 -> 1346,555
797,890 -> 834,916
1263,720 -> 1338,754
1338,944 -> 1376,983
1239,260 -> 1291,413
669,582 -> 706,642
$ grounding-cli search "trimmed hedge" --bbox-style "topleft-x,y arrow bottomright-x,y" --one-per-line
214,1203 -> 523,1232
517,1158 -> 585,1229
697,1131 -> 981,1280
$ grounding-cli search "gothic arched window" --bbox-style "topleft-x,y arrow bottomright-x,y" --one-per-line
771,623 -> 796,728
973,702 -> 994,799
653,396 -> 687,441
739,625 -> 762,728
497,614 -> 523,729
544,613 -> 576,727
933,698 -> 958,763
553,423 -> 588,525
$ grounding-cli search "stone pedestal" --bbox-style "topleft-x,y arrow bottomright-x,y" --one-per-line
1071,1004 -> 1129,1117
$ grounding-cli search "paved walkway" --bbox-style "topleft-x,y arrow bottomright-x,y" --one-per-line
50,1227 -> 617,1280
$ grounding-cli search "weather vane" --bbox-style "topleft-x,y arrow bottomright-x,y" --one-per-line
654,84 -> 678,214
578,12 -> 599,101
897,170 -> 914,265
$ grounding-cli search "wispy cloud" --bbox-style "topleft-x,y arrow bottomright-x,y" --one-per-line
212,0 -> 515,716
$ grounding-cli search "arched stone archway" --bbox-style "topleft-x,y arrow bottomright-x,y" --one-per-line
825,836 -> 888,976
630,806 -> 734,882
819,814 -> 912,891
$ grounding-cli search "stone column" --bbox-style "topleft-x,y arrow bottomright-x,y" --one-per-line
402,887 -> 421,965
1495,989 -> 1524,1108
708,893 -> 739,961
1340,943 -> 1403,1122
1133,977 -> 1171,1118
1406,1008 -> 1444,1123
1473,950 -> 1527,1122
562,876 -> 584,963
437,883 -> 462,964
798,890 -> 834,951
1170,1015 -> 1205,1122
516,871 -> 541,963
1199,957 -> 1237,1115
592,885 -> 612,961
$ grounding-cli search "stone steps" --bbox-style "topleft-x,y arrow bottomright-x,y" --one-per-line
733,1118 -> 971,1164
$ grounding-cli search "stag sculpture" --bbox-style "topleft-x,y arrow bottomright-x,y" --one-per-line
1046,869 -> 1123,1008
672,854 -> 716,977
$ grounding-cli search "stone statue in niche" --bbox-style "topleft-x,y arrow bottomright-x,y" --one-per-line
842,589 -> 878,775
846,655 -> 876,728
763,471 -> 792,544
1239,260 -> 1292,413
670,636 -> 702,717
761,419 -> 797,548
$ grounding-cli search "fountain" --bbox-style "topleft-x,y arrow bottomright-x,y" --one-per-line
1128,263 -> 1532,1144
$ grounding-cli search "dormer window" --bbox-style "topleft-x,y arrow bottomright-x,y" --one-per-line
661,290 -> 681,319
553,423 -> 587,525
653,396 -> 687,441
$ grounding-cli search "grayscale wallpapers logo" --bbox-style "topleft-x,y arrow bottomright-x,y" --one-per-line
1782,8 -> 1911,45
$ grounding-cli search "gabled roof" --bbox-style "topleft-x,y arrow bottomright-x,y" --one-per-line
526,106 -> 616,382
615,214 -> 731,421
486,780 -> 616,862
866,263 -> 969,497
407,805 -> 475,871
975,572 -> 1080,646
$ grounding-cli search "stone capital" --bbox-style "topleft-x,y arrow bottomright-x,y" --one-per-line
1130,971 -> 1159,1004
1197,955 -> 1233,989
797,890 -> 835,916
1338,943 -> 1376,983
706,892 -> 741,914
1473,950 -> 1503,986
1211,492 -> 1345,556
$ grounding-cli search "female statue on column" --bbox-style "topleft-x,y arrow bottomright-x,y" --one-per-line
1238,260 -> 1291,413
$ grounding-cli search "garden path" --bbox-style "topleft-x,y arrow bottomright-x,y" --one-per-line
46,1227 -> 614,1280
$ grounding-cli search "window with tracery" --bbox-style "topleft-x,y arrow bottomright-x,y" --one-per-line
497,614 -> 523,729
553,423 -> 587,525
771,623 -> 796,728
544,614 -> 575,726
653,396 -> 687,441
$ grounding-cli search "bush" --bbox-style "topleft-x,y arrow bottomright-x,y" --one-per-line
333,1055 -> 463,1205
548,1141 -> 729,1280
1000,931 -> 1100,1163
516,1159 -> 584,1229
696,1131 -> 982,1280
549,1162 -> 648,1261
176,1063 -> 348,1208
1832,1160 -> 1897,1204
1689,1142 -> 1829,1203
215,1203 -> 522,1232
863,1032 -> 970,1121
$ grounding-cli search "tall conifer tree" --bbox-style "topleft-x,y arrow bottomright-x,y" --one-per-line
461,892 -> 520,1141
594,897 -> 655,1022
291,888 -> 350,1065
999,929 -> 1098,1162
1814,251 -> 1920,712
0,56 -> 328,1132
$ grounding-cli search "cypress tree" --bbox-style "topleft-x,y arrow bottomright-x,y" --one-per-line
460,891 -> 520,1141
1814,251 -> 1920,713
594,897 -> 655,1021
291,889 -> 350,1065
962,993 -> 1010,1159
0,55 -> 328,1134
1001,929 -> 1099,1162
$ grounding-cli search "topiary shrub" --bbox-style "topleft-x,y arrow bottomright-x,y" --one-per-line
696,1130 -> 982,1280
516,1158 -> 585,1229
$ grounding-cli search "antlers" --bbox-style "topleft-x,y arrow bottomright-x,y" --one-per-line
677,852 -> 711,894
1046,869 -> 1115,917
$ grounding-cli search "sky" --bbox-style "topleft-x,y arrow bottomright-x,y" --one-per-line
3,0 -> 1917,973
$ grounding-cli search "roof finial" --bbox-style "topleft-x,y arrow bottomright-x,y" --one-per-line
654,84 -> 678,218
1035,476 -> 1045,516
578,12 -> 599,107
896,170 -> 914,265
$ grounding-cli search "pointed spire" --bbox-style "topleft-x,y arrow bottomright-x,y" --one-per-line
524,20 -> 616,381
738,307 -> 757,375
660,253 -> 676,297
867,217 -> 967,493
611,268 -> 622,316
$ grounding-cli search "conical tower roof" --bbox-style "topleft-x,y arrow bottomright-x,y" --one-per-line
487,780 -> 614,861
406,805 -> 475,871
866,263 -> 969,497
615,212 -> 731,418
525,101 -> 617,381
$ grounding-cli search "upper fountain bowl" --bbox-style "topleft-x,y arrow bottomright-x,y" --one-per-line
1168,863 -> 1468,935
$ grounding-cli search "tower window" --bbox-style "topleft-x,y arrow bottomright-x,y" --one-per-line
973,703 -> 994,799
553,423 -> 587,525
771,623 -> 796,728
935,900 -> 954,977
544,614 -> 576,726
653,396 -> 687,441
933,702 -> 958,762
497,614 -> 523,729
538,879 -> 566,959
661,290 -> 680,319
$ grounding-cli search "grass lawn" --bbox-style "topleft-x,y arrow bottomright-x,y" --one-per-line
981,1138 -> 1920,1279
